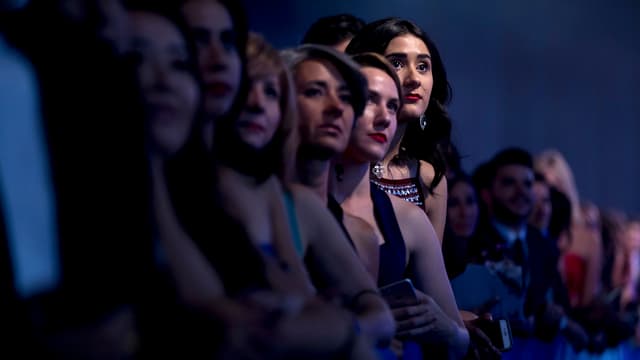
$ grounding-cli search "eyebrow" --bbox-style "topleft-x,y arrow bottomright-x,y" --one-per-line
305,80 -> 350,92
386,52 -> 432,60
305,80 -> 328,89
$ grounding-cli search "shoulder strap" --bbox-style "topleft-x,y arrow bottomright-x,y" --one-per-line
327,194 -> 356,250
370,185 -> 407,286
283,190 -> 304,257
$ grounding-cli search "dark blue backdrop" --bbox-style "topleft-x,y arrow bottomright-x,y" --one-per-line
243,0 -> 640,215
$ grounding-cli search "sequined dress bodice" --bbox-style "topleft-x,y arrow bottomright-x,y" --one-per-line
371,176 -> 425,207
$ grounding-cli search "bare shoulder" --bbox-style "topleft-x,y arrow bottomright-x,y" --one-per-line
387,191 -> 440,252
286,183 -> 339,232
388,193 -> 430,228
418,160 -> 447,196
418,160 -> 436,185
287,183 -> 326,209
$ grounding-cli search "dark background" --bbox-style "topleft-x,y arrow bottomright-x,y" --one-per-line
242,0 -> 640,215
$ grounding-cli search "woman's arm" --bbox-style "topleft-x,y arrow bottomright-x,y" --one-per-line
291,185 -> 396,346
419,160 -> 447,244
392,196 -> 470,358
151,161 -> 225,306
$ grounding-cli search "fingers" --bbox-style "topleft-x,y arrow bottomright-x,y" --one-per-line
386,296 -> 421,308
481,312 -> 494,321
387,290 -> 432,308
396,322 -> 436,338
391,302 -> 430,320
395,311 -> 437,333
389,338 -> 404,358
470,326 -> 492,344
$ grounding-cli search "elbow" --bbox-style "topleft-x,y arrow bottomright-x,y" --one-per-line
450,325 -> 471,360
429,321 -> 470,360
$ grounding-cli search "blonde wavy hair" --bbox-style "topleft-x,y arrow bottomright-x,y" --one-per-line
246,32 -> 299,183
534,149 -> 582,223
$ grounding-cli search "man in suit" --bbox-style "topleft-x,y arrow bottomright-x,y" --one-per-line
473,147 -> 587,358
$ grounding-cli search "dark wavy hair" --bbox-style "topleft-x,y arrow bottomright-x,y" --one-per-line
301,13 -> 366,47
346,17 -> 453,192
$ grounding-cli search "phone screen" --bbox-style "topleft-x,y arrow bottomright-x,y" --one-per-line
473,318 -> 513,352
378,279 -> 418,301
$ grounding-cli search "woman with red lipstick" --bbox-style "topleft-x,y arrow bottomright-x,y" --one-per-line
125,1 -> 232,356
215,32 -> 398,358
346,18 -> 456,244
329,52 -> 469,359
180,0 -> 246,150
164,12 -> 395,354
283,44 -> 385,280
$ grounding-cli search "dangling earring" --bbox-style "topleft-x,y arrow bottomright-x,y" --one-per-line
419,114 -> 428,130
371,162 -> 384,179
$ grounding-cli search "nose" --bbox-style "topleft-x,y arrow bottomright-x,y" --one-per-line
324,91 -> 345,119
373,104 -> 393,130
245,83 -> 265,114
402,66 -> 421,91
461,203 -> 476,219
515,183 -> 533,203
151,63 -> 172,92
200,41 -> 230,73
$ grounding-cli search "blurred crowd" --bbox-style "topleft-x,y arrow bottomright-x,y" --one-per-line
0,1 -> 638,359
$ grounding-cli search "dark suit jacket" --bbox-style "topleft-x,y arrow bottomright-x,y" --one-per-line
473,222 -> 571,338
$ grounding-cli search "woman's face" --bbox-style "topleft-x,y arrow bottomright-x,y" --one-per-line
182,0 -> 242,119
384,34 -> 433,121
343,66 -> 399,163
447,181 -> 479,237
624,221 -> 640,251
294,59 -> 355,158
237,73 -> 281,149
529,181 -> 552,232
129,11 -> 199,156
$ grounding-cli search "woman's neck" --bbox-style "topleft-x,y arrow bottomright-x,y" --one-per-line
201,121 -> 215,151
217,163 -> 264,188
149,152 -> 165,181
381,121 -> 407,166
296,156 -> 332,202
329,158 -> 372,204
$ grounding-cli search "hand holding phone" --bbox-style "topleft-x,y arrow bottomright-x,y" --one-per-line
378,279 -> 418,303
470,317 -> 513,352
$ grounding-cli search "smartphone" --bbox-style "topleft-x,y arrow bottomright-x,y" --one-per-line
379,278 -> 418,302
473,318 -> 513,352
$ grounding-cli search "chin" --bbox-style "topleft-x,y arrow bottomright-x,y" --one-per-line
205,99 -> 233,118
400,107 -> 424,121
